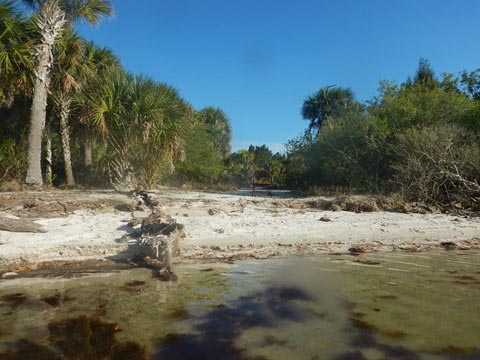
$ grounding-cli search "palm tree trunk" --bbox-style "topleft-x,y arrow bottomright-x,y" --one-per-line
84,132 -> 93,168
26,56 -> 50,186
25,1 -> 66,186
44,126 -> 53,186
58,95 -> 75,186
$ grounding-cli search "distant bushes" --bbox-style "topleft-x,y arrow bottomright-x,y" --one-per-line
175,126 -> 224,185
284,59 -> 480,210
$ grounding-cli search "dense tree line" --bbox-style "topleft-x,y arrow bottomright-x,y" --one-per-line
285,59 -> 480,208
1,1 -> 479,208
0,0 -> 232,189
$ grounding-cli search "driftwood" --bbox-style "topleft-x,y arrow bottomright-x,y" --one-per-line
0,218 -> 48,233
134,190 -> 159,209
128,211 -> 184,281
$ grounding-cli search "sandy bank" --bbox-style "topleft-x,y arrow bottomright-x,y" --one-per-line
0,189 -> 479,267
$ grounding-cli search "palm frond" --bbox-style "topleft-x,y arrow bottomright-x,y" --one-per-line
73,0 -> 113,25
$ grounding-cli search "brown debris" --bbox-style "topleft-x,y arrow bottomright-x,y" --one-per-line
0,218 -> 47,233
0,192 -> 130,219
304,195 -> 450,215
114,203 -> 135,212
127,211 -> 185,281
441,241 -> 456,250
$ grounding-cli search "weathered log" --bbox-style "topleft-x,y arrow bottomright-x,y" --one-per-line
140,211 -> 184,237
127,211 -> 184,281
0,218 -> 48,233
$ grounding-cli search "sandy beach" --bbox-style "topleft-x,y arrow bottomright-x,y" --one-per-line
0,189 -> 479,266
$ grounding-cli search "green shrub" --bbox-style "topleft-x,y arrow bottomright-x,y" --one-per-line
0,138 -> 27,183
175,126 -> 223,185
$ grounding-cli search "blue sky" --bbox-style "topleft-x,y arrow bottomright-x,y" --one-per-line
78,0 -> 480,153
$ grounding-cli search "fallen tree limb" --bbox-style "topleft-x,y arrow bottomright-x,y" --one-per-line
127,211 -> 184,281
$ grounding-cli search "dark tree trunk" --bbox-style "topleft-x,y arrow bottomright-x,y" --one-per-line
44,126 -> 53,186
84,132 -> 93,168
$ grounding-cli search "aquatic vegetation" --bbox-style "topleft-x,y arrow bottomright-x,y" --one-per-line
0,316 -> 147,360
0,293 -> 27,309
0,252 -> 479,358
338,251 -> 480,354
40,293 -> 62,307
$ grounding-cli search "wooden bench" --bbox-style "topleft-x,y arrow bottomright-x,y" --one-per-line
251,170 -> 273,197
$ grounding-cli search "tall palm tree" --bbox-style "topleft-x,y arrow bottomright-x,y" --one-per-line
51,31 -> 87,186
24,0 -> 113,186
301,86 -> 356,133
197,106 -> 232,158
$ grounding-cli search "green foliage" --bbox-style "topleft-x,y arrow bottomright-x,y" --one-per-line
224,145 -> 286,186
301,86 -> 359,132
0,137 -> 27,182
0,1 -> 34,104
81,73 -> 194,188
175,125 -> 223,184
285,114 -> 387,190
196,107 -> 232,158
22,0 -> 114,25
412,58 -> 437,88
284,131 -> 316,188
369,79 -> 472,130
0,3 -> 233,189
287,59 -> 480,207
460,68 -> 480,100
460,101 -> 480,133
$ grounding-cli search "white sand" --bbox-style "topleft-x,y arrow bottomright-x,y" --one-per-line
0,189 -> 479,264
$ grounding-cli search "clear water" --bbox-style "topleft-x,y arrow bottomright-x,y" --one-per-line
0,251 -> 479,359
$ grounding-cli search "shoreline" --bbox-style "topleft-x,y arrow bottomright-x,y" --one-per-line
1,189 -> 479,274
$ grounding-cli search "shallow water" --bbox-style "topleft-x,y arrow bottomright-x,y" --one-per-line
0,251 -> 479,359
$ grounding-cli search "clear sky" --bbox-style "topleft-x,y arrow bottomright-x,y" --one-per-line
78,0 -> 480,153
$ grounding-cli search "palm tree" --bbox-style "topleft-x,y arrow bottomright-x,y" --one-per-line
23,0 -> 113,186
75,42 -> 120,169
301,86 -> 356,133
75,67 -> 194,188
197,107 -> 232,158
0,1 -> 34,107
79,69 -> 131,185
51,31 -> 87,186
115,76 -> 192,187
